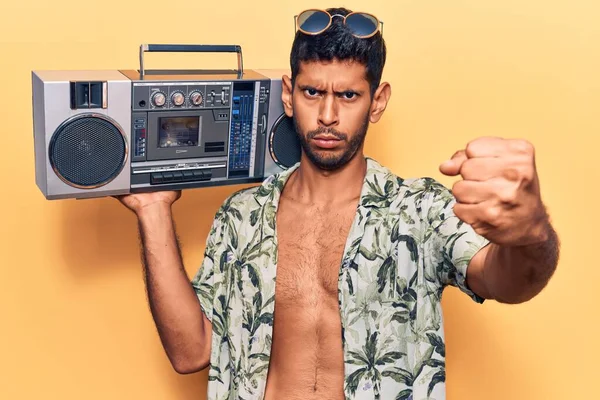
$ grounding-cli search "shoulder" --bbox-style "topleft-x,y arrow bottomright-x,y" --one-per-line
222,185 -> 262,209
366,159 -> 454,221
365,158 -> 449,195
366,159 -> 451,201
214,168 -> 290,220
399,177 -> 454,220
212,185 -> 261,224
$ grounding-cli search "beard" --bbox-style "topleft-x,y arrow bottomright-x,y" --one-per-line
292,113 -> 370,171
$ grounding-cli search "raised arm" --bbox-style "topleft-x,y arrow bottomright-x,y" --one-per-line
439,137 -> 560,304
116,191 -> 212,373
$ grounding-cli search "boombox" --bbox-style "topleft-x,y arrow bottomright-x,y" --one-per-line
31,44 -> 301,200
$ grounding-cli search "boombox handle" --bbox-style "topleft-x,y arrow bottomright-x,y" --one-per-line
138,44 -> 244,79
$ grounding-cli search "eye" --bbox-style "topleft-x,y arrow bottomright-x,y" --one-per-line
341,91 -> 358,100
304,88 -> 319,97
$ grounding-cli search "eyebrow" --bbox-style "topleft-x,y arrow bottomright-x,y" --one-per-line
298,84 -> 364,96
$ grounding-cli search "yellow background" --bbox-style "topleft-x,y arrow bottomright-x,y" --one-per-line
0,0 -> 598,399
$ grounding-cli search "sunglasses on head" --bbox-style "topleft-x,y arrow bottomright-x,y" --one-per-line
294,9 -> 384,39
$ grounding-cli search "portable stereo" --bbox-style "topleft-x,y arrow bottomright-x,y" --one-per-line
31,44 -> 302,200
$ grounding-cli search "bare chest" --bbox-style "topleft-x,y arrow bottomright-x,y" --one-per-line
275,203 -> 356,307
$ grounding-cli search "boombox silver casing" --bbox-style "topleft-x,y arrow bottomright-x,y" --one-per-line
33,70 -> 133,199
254,69 -> 289,179
32,68 -> 298,200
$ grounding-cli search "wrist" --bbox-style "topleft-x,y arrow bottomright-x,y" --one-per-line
136,201 -> 174,223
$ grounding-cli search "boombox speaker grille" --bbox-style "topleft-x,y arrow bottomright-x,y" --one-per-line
269,114 -> 301,169
49,114 -> 127,188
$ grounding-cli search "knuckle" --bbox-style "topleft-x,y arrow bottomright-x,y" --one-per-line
452,180 -> 466,197
451,150 -> 467,162
509,163 -> 534,185
498,186 -> 518,204
510,139 -> 534,155
520,165 -> 534,182
472,222 -> 492,237
502,167 -> 520,181
503,164 -> 534,184
452,203 -> 460,216
465,141 -> 478,157
453,204 -> 470,223
460,159 -> 474,178
483,206 -> 501,224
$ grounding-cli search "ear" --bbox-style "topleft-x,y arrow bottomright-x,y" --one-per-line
369,82 -> 392,123
282,75 -> 294,117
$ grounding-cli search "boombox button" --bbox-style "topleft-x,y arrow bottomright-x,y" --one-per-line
150,172 -> 164,184
162,172 -> 174,181
183,170 -> 194,179
172,171 -> 184,180
192,170 -> 204,179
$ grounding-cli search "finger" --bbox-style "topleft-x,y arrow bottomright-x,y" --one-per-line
453,200 -> 501,227
459,157 -> 506,181
465,137 -> 535,159
452,180 -> 495,204
465,137 -> 507,158
439,150 -> 468,176
452,202 -> 496,238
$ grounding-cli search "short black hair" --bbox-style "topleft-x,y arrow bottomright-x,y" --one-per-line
290,7 -> 387,97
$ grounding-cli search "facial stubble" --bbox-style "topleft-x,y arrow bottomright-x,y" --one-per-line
292,111 -> 370,171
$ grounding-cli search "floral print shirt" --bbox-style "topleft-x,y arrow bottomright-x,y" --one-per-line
191,157 -> 489,400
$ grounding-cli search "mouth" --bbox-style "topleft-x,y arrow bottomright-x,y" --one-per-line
312,135 -> 342,149
313,134 -> 341,140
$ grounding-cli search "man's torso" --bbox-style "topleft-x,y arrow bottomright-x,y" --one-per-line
194,158 -> 489,400
264,194 -> 358,400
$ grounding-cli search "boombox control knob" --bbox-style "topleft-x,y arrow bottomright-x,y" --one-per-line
189,91 -> 203,106
171,91 -> 185,107
152,92 -> 166,107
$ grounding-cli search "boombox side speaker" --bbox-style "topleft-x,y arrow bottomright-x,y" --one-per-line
254,69 -> 302,178
32,70 -> 132,200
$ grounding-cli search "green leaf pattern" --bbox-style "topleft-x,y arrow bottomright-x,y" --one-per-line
191,158 -> 489,399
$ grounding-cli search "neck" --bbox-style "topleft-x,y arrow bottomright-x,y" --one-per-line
283,152 -> 367,206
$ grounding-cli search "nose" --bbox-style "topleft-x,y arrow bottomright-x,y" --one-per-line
318,95 -> 339,127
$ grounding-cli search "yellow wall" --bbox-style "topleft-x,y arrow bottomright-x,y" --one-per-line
1,0 -> 597,399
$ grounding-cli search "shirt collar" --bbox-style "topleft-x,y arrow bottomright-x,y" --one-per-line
253,157 -> 402,211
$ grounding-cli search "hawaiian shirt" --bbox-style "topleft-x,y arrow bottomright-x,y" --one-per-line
191,157 -> 490,400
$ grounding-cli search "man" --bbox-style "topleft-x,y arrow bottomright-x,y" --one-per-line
116,7 -> 560,400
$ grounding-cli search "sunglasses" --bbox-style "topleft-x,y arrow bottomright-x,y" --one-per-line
294,9 -> 384,39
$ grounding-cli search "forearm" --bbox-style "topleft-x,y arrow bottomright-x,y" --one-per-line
481,221 -> 560,304
137,203 -> 210,372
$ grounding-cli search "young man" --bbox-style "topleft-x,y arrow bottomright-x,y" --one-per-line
116,7 -> 559,400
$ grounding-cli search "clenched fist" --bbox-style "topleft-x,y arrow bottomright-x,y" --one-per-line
439,137 -> 550,246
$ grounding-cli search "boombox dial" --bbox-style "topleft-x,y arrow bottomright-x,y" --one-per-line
171,91 -> 185,106
189,91 -> 203,106
152,92 -> 166,107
